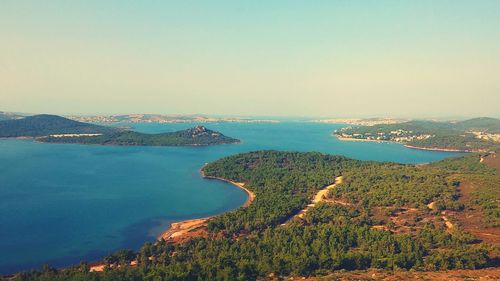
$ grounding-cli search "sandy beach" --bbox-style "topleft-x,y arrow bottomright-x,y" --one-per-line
158,217 -> 211,241
201,175 -> 255,208
157,172 -> 255,242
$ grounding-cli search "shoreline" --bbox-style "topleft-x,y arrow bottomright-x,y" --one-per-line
335,134 -> 475,153
201,174 -> 255,208
91,170 -> 256,272
157,171 -> 255,242
1,136 -> 241,147
334,135 -> 391,143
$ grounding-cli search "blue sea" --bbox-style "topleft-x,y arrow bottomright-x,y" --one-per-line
0,122 -> 464,274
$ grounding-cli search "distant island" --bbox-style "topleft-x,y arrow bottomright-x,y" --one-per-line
0,114 -> 239,146
334,117 -> 500,153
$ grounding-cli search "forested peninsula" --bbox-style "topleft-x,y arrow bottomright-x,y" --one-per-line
5,151 -> 498,280
0,114 -> 239,146
334,117 -> 500,153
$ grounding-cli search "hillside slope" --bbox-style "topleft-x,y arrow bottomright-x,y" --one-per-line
0,114 -> 119,137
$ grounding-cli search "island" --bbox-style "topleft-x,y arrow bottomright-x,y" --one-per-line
0,114 -> 239,146
334,117 -> 500,153
6,150 -> 498,280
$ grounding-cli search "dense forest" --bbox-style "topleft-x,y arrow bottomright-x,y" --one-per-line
328,163 -> 459,209
335,118 -> 500,153
407,134 -> 499,153
0,115 -> 239,146
4,151 -> 498,281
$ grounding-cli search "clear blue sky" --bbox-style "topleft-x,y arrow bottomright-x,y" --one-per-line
1,1 -> 499,118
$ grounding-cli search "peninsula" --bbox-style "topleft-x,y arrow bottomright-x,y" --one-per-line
0,114 -> 239,146
334,117 -> 500,153
7,151 -> 498,280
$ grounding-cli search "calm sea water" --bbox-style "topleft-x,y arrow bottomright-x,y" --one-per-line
0,122 -> 463,274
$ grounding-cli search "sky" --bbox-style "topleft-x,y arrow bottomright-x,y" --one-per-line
0,1 -> 499,118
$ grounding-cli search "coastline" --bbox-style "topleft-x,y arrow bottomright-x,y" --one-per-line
92,171 -> 255,272
157,171 -> 255,242
335,134 -> 474,153
334,135 -> 392,143
201,174 -> 255,208
1,136 -> 240,147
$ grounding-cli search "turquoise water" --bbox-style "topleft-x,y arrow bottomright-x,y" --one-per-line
0,122 -> 464,274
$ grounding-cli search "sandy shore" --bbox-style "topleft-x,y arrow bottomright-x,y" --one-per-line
202,174 -> 255,208
158,217 -> 211,241
157,172 -> 255,242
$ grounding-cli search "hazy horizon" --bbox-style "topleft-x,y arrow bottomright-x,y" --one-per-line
1,1 -> 499,118
3,110 -> 499,122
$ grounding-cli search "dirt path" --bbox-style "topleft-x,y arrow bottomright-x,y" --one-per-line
453,179 -> 500,243
482,153 -> 500,169
427,202 -> 455,230
282,176 -> 343,225
441,215 -> 454,230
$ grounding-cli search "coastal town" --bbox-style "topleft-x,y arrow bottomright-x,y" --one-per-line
471,131 -> 500,142
68,114 -> 279,124
335,127 -> 434,142
333,118 -> 500,154
312,117 -> 409,126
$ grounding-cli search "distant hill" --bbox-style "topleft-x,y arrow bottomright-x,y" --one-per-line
0,112 -> 25,121
0,114 -> 119,137
454,117 -> 500,133
41,125 -> 240,146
